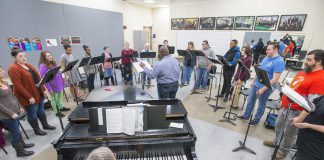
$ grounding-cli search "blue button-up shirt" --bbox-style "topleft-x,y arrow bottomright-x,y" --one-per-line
143,55 -> 181,84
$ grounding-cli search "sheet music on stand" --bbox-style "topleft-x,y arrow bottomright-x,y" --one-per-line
96,106 -> 144,135
132,59 -> 152,73
281,85 -> 314,112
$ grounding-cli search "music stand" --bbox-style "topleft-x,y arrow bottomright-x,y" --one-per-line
177,49 -> 193,87
208,55 -> 229,112
205,57 -> 221,102
36,66 -> 64,131
61,60 -> 80,105
122,51 -> 139,85
78,57 -> 92,95
106,56 -> 122,85
220,60 -> 251,126
158,45 -> 175,54
190,50 -> 206,95
233,66 -> 271,155
271,85 -> 315,160
139,52 -> 156,92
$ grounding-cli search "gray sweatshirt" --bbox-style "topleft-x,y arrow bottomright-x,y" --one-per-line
197,47 -> 215,68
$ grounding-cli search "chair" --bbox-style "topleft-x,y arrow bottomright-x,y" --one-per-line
239,83 -> 250,111
19,112 -> 29,140
263,98 -> 281,126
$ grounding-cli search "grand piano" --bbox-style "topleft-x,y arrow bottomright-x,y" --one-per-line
52,86 -> 198,160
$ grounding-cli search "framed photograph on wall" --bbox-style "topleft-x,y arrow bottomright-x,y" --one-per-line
254,15 -> 279,31
199,17 -> 216,30
171,18 -> 184,30
60,36 -> 71,45
277,14 -> 307,31
71,36 -> 81,45
216,17 -> 234,30
184,18 -> 199,30
234,16 -> 255,30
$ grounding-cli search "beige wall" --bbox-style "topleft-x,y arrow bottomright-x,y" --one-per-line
169,0 -> 324,51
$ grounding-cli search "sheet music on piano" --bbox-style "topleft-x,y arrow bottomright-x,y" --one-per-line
103,106 -> 144,135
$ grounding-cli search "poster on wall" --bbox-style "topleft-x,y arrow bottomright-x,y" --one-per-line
71,36 -> 81,45
32,37 -> 42,51
184,18 -> 199,30
60,36 -> 71,45
7,38 -> 20,49
254,15 -> 279,31
216,17 -> 234,30
171,18 -> 184,30
46,39 -> 58,47
199,17 -> 216,30
234,16 -> 255,30
277,14 -> 307,31
19,38 -> 32,51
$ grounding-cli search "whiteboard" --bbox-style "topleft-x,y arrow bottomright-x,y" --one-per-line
176,31 -> 232,56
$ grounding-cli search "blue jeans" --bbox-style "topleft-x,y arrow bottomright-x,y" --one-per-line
0,118 -> 20,144
157,81 -> 179,99
25,100 -> 45,123
194,67 -> 208,90
243,84 -> 272,123
182,65 -> 194,84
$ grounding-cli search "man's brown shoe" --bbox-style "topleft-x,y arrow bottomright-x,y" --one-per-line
263,140 -> 276,148
275,151 -> 287,160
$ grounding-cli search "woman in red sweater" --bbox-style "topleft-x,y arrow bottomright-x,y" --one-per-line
121,42 -> 135,85
8,49 -> 55,136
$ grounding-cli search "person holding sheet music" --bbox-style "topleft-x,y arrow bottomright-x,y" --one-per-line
39,51 -> 70,117
141,43 -> 153,85
0,65 -> 35,157
139,46 -> 180,98
293,95 -> 324,160
60,44 -> 83,102
8,48 -> 56,136
228,46 -> 252,109
237,42 -> 285,126
82,45 -> 96,92
263,49 -> 324,160
181,41 -> 196,86
102,47 -> 115,86
121,42 -> 135,85
217,39 -> 241,102
192,40 -> 215,93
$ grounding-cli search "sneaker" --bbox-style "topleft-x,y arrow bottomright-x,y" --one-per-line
56,112 -> 65,117
200,89 -> 206,93
236,115 -> 249,121
60,107 -> 71,112
263,140 -> 276,148
275,151 -> 287,159
247,120 -> 259,126
223,96 -> 229,102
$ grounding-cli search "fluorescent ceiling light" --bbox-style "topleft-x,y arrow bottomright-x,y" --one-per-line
144,0 -> 156,3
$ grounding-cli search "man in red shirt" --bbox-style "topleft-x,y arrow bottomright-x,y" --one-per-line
263,49 -> 324,159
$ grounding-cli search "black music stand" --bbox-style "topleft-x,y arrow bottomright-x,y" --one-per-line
219,60 -> 251,126
61,60 -> 79,105
78,57 -> 91,94
205,57 -> 221,102
122,51 -> 139,85
36,66 -> 64,130
233,66 -> 271,155
189,50 -> 206,94
208,55 -> 229,112
106,56 -> 122,85
140,52 -> 156,89
271,85 -> 314,160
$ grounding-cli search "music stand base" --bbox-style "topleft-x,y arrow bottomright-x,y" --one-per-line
209,104 -> 225,112
205,97 -> 216,102
232,141 -> 256,155
219,118 -> 236,126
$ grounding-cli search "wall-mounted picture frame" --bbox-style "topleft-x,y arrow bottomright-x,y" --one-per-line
234,16 -> 255,30
71,36 -> 81,45
184,18 -> 199,30
216,17 -> 234,30
171,18 -> 184,30
277,14 -> 307,31
254,15 -> 279,31
199,17 -> 216,30
60,36 -> 71,45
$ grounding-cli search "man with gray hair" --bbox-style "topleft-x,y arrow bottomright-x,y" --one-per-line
86,147 -> 116,160
140,46 -> 181,98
